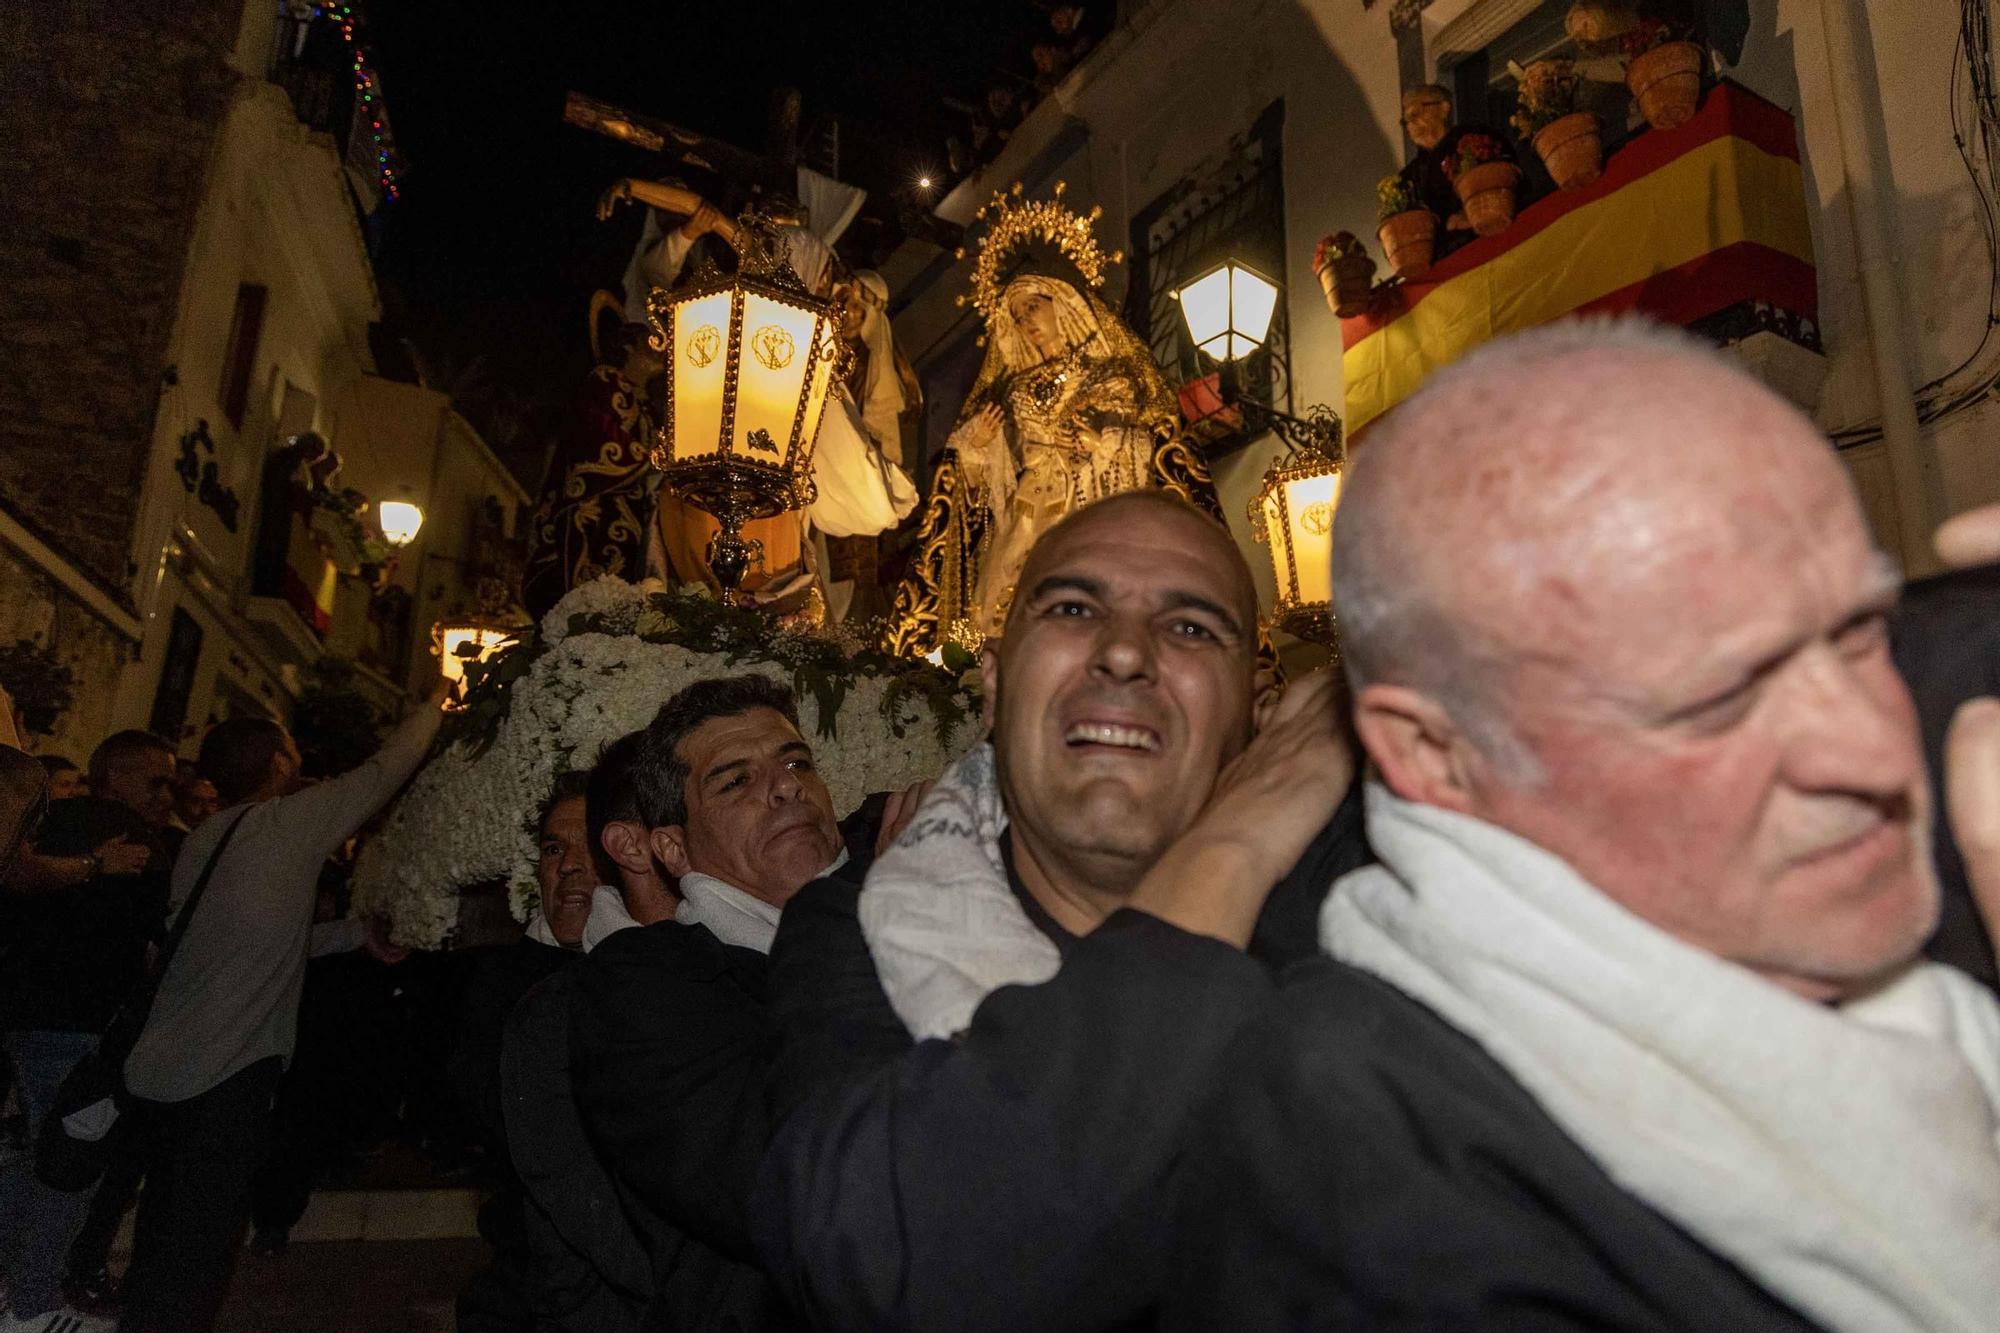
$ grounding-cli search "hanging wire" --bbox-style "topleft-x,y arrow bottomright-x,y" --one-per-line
1832,0 -> 2000,447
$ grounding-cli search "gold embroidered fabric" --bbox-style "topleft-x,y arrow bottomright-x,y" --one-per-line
884,276 -> 1224,656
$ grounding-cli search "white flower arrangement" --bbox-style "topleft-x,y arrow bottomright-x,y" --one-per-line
351,578 -> 978,947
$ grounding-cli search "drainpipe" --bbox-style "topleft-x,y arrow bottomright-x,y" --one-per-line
1817,0 -> 1944,574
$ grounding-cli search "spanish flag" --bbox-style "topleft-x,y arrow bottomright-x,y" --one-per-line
1341,81 -> 1816,435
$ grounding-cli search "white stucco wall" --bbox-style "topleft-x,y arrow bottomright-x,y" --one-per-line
891,0 -> 2000,615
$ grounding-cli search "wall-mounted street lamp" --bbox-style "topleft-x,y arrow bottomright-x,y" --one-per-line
377,500 -> 425,548
1174,259 -> 1345,645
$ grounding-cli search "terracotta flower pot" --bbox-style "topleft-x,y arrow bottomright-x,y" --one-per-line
1376,210 -> 1438,280
1626,40 -> 1705,130
1535,112 -> 1603,190
1452,162 -> 1521,237
1317,250 -> 1378,316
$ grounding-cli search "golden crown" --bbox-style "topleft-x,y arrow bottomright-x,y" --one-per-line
954,180 -> 1122,324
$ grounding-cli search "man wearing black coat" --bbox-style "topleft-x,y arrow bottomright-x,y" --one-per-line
455,771 -> 598,1333
0,730 -> 173,1328
567,676 -> 896,1333
751,492 -> 1366,1332
1891,560 -> 2000,991
1163,321 -> 2000,1331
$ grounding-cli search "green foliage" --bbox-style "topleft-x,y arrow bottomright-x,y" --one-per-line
292,657 -> 386,778
1510,60 -> 1588,140
0,639 -> 75,736
1375,174 -> 1423,220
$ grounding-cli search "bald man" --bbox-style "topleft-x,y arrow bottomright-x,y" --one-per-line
1164,318 -> 2000,1332
750,490 -> 1366,1331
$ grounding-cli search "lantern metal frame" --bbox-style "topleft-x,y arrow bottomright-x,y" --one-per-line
644,211 -> 845,589
1175,260 -> 1340,457
1174,258 -> 1280,360
430,616 -> 518,686
1246,426 -> 1347,647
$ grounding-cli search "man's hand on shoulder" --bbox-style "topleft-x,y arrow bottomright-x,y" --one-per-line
1937,504 -> 2000,958
876,781 -> 935,856
95,834 -> 151,878
1129,670 -> 1353,947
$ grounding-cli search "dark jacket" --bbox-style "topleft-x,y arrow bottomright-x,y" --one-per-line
569,830 -> 877,1333
0,797 -> 171,1034
452,936 -> 578,1142
750,779 -> 1370,1333
503,969 -> 651,1333
1161,960 -> 1823,1332
1892,562 -> 2000,992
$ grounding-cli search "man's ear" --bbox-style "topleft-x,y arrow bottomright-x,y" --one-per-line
1352,683 -> 1481,814
978,645 -> 1001,731
649,824 -> 693,880
601,821 -> 653,876
1249,666 -> 1282,733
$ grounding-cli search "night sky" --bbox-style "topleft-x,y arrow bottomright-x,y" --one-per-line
366,0 -> 1055,485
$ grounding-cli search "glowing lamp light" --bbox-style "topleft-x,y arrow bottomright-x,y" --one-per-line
917,175 -> 934,191
1248,447 -> 1345,646
377,500 -> 424,547
1175,261 -> 1280,362
646,213 -> 842,588
431,620 -> 513,687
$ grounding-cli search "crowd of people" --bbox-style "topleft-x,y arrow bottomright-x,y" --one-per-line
4,317 -> 2000,1332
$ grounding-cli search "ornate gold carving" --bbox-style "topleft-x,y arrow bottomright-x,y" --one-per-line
954,180 -> 1123,331
686,324 -> 721,368
750,324 -> 795,370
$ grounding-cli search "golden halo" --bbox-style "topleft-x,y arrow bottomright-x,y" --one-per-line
954,180 -> 1123,325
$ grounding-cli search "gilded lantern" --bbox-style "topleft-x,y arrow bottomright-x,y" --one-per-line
1248,444 -> 1345,645
645,214 -> 844,588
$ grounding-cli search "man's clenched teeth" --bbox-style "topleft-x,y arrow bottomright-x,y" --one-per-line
1064,722 -> 1160,751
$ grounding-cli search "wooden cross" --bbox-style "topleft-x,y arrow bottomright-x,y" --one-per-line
564,88 -> 811,199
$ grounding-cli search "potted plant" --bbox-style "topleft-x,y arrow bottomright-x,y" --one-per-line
1313,231 -> 1378,316
1512,59 -> 1602,191
1621,19 -> 1705,129
1441,134 -> 1521,236
1374,177 -> 1437,280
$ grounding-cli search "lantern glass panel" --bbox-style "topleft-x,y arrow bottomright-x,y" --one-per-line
377,500 -> 424,546
1229,265 -> 1279,349
732,291 -> 821,469
1177,267 -> 1232,352
669,290 -> 733,464
437,625 -> 507,686
1281,467 -> 1341,607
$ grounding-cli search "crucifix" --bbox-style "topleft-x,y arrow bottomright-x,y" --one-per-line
567,88 -> 962,255
567,87 -> 814,221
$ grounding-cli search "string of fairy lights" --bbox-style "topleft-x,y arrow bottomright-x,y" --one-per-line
311,2 -> 402,201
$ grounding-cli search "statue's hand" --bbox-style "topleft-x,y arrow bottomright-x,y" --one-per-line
595,179 -> 633,222
949,402 -> 1005,466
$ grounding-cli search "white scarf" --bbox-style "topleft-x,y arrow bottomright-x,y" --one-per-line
525,886 -> 644,953
1323,784 -> 2000,1333
859,743 -> 1059,1039
581,885 -> 643,951
677,851 -> 847,956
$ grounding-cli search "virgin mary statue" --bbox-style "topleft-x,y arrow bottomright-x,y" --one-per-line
886,185 -> 1223,656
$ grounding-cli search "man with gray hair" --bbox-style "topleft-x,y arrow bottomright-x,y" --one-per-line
1165,317 -> 2000,1332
